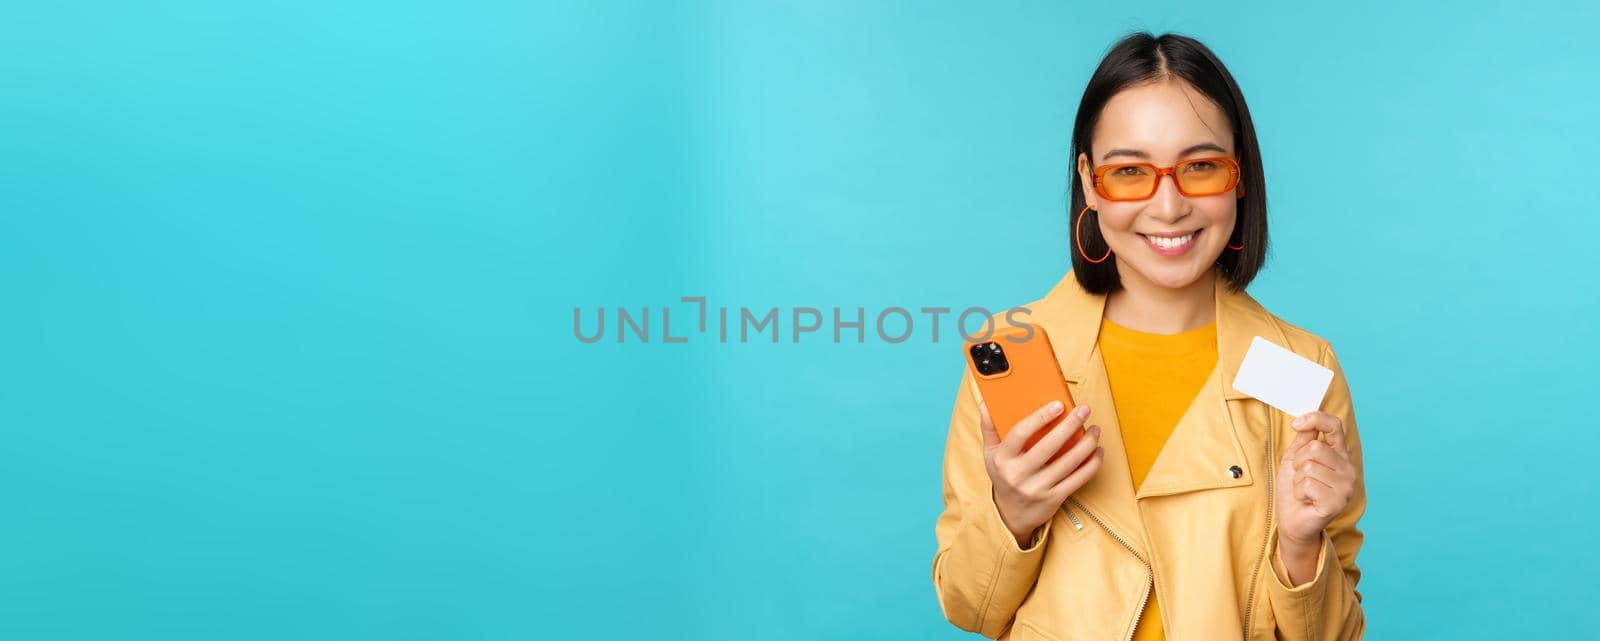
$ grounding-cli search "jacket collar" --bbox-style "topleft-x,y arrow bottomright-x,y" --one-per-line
1028,268 -> 1289,555
1035,267 -> 1277,399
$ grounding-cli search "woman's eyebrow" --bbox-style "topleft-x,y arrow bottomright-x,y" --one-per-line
1101,142 -> 1227,161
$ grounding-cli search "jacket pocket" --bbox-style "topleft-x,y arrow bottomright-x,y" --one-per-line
1012,504 -> 1149,641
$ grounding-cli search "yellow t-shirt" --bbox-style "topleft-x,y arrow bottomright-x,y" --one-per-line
1098,316 -> 1219,641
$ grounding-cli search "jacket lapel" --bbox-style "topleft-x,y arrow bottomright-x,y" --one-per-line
1029,268 -> 1287,556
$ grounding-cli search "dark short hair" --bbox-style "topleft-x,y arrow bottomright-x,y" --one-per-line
1069,32 -> 1268,295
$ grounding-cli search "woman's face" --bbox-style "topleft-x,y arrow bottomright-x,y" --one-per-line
1076,78 -> 1240,292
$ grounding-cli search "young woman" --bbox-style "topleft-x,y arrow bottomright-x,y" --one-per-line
932,33 -> 1366,641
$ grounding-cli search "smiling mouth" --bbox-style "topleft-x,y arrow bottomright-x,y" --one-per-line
1141,228 -> 1202,253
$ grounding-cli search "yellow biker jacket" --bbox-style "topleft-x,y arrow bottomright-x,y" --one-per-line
932,268 -> 1366,640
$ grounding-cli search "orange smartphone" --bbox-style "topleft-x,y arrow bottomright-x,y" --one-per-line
964,324 -> 1084,462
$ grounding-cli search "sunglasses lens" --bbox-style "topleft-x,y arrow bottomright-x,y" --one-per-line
1101,165 -> 1156,199
1176,159 -> 1234,195
1096,158 -> 1237,199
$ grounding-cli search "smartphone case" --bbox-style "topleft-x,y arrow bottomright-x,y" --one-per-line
964,323 -> 1083,462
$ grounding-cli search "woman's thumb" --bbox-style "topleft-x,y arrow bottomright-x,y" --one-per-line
979,402 -> 1000,449
1280,429 -> 1315,471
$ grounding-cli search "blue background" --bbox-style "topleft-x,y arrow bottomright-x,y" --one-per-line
3,1 -> 1595,639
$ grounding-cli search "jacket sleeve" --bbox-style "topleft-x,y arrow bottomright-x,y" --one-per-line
931,367 -> 1052,639
1265,341 -> 1367,640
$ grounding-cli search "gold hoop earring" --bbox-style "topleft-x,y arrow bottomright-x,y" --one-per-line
1075,205 -> 1112,264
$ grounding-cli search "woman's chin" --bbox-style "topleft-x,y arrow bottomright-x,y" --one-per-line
1126,259 -> 1214,291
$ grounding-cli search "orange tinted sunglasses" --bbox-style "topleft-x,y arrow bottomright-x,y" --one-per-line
1091,156 -> 1242,201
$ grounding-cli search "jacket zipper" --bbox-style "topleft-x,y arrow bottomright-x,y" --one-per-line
1066,497 -> 1152,641
1061,503 -> 1083,530
1240,404 -> 1275,640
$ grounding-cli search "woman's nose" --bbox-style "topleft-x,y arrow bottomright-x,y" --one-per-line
1147,173 -> 1188,221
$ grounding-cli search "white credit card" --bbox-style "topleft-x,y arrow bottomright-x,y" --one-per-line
1230,336 -> 1334,419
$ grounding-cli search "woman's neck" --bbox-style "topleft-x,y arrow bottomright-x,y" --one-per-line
1103,268 -> 1216,335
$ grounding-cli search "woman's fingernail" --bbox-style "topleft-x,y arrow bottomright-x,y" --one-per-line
1292,416 -> 1305,427
1090,425 -> 1101,435
1077,404 -> 1091,418
1048,401 -> 1063,414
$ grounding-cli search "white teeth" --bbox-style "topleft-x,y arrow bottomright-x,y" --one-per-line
1144,232 -> 1195,249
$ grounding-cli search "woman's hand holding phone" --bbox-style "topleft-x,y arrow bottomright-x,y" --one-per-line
980,400 -> 1105,548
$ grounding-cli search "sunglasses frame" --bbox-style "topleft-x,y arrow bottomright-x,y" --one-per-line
1090,156 -> 1242,201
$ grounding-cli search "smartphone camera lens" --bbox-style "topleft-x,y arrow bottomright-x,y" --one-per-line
970,341 -> 1010,376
